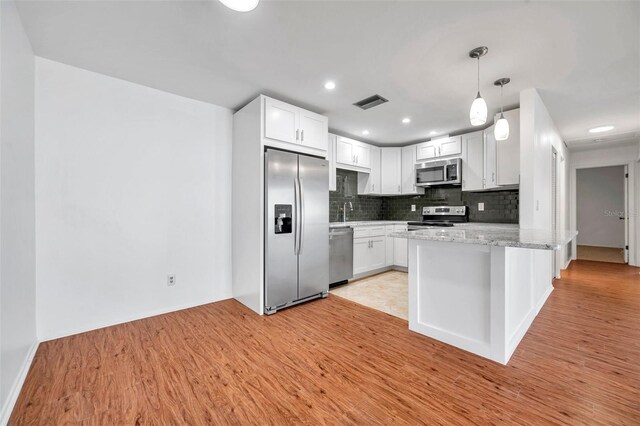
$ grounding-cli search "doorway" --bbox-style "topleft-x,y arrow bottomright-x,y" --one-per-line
575,165 -> 628,264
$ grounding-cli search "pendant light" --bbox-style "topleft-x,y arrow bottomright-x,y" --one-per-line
494,78 -> 511,141
468,46 -> 488,126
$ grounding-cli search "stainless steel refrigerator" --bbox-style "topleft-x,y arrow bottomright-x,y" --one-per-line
265,149 -> 329,314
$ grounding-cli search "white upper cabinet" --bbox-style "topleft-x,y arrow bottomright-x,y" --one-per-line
299,109 -> 328,152
462,131 -> 484,191
336,136 -> 371,171
328,134 -> 337,191
402,145 -> 424,194
358,146 -> 381,195
496,109 -> 520,186
416,136 -> 462,161
264,97 -> 298,144
416,141 -> 438,161
262,96 -> 328,155
381,147 -> 402,194
484,126 -> 498,190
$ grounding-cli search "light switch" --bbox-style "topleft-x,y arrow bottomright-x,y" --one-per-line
478,202 -> 485,211
411,205 -> 416,212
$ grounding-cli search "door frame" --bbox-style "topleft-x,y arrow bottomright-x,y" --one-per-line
570,160 -> 635,265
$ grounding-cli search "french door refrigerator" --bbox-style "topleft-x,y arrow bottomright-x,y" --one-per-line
265,149 -> 329,314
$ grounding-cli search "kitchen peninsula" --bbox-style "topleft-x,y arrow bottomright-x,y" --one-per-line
391,225 -> 577,364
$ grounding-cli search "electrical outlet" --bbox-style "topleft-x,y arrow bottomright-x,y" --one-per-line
411,205 -> 416,212
478,202 -> 485,212
167,274 -> 176,286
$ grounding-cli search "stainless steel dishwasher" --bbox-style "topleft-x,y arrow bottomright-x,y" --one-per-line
329,227 -> 353,286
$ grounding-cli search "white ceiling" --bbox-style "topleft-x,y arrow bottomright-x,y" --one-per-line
16,0 -> 640,145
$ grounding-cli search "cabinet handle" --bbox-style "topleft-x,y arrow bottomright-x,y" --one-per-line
372,184 -> 375,191
492,172 -> 495,183
398,185 -> 401,193
352,154 -> 355,163
356,154 -> 359,164
301,130 -> 304,142
296,129 -> 299,141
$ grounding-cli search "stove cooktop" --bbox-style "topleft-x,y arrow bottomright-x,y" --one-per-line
407,221 -> 455,227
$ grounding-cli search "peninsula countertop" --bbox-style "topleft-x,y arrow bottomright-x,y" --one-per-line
390,225 -> 577,250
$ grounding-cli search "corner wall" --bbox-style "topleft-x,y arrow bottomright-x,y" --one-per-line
35,58 -> 234,341
0,0 -> 38,422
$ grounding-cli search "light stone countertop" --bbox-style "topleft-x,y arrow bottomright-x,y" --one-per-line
329,220 -> 408,228
390,227 -> 577,250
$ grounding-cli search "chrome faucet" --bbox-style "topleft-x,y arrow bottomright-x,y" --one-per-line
343,202 -> 353,222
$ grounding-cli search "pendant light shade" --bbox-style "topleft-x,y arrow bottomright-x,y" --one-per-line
494,78 -> 511,141
470,94 -> 488,126
495,114 -> 510,140
469,46 -> 488,126
219,0 -> 259,12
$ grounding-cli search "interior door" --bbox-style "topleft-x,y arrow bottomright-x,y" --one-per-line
264,98 -> 298,145
265,150 -> 299,309
297,154 -> 329,299
624,165 -> 629,263
299,110 -> 328,151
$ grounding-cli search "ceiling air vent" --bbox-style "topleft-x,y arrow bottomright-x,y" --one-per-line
353,94 -> 388,110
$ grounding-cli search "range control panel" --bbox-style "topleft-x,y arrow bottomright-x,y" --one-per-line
422,205 -> 467,216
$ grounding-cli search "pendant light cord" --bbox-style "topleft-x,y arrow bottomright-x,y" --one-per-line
500,83 -> 504,114
477,57 -> 480,96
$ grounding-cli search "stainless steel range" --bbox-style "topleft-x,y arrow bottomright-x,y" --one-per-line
407,205 -> 468,230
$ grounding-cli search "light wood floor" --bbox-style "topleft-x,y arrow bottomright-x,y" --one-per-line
10,260 -> 640,424
330,270 -> 408,320
577,244 -> 626,263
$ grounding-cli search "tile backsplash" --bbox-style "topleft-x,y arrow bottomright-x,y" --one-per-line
330,169 -> 519,223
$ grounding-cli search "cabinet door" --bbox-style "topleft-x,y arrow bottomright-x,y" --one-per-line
496,109 -> 520,186
370,238 -> 386,270
328,134 -> 337,191
385,226 -> 395,266
381,148 -> 402,194
439,136 -> 462,157
299,109 -> 328,152
353,143 -> 371,168
264,97 -> 298,144
401,145 -> 423,194
353,238 -> 371,275
484,127 -> 498,189
369,147 -> 381,194
416,141 -> 438,161
336,137 -> 355,165
462,131 -> 484,191
393,225 -> 408,267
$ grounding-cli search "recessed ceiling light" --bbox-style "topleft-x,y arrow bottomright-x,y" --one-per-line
588,125 -> 614,133
402,118 -> 411,124
219,0 -> 259,12
324,81 -> 336,90
362,130 -> 370,135
430,131 -> 438,135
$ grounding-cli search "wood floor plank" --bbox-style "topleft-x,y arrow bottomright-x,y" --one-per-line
9,260 -> 640,425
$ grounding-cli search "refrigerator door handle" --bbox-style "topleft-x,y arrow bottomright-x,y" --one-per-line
298,177 -> 305,255
294,177 -> 300,255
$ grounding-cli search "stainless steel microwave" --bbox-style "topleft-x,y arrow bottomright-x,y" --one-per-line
415,158 -> 462,187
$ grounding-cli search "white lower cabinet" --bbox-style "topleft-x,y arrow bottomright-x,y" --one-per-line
352,224 -> 407,276
353,236 -> 386,275
385,225 -> 395,266
393,224 -> 408,267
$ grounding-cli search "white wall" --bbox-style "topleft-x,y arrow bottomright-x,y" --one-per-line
0,0 -> 38,423
576,166 -> 626,248
519,88 -> 571,273
35,58 -> 233,341
570,142 -> 639,265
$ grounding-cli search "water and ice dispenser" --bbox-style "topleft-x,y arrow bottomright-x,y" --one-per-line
274,204 -> 292,234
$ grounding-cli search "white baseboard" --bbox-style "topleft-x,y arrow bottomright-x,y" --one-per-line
0,341 -> 39,426
39,295 -> 232,342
